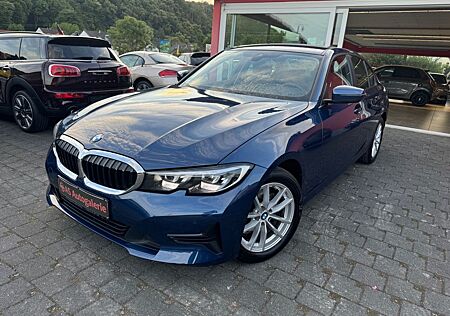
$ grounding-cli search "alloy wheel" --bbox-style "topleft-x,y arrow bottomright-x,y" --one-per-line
371,123 -> 383,158
13,94 -> 33,130
241,182 -> 295,253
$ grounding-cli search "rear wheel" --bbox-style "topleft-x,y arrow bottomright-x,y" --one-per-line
238,168 -> 301,263
359,119 -> 385,164
411,91 -> 430,106
134,79 -> 153,91
12,90 -> 48,132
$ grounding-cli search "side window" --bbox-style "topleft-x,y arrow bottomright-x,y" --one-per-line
20,38 -> 44,60
364,61 -> 377,87
324,55 -> 352,99
393,67 -> 420,79
135,56 -> 145,67
120,55 -> 139,67
377,67 -> 394,79
351,56 -> 369,89
0,38 -> 21,61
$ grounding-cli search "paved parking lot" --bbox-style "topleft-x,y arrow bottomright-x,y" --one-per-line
0,118 -> 449,316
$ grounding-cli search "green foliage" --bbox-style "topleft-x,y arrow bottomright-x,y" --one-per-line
51,22 -> 80,35
8,23 -> 25,31
364,53 -> 448,74
108,16 -> 154,54
0,0 -> 15,29
1,0 -> 212,51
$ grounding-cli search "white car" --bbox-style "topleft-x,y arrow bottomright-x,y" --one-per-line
120,51 -> 194,91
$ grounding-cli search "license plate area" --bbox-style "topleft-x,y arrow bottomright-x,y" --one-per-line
58,177 -> 109,219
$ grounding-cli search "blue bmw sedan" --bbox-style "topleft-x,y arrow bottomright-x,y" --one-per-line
46,45 -> 389,265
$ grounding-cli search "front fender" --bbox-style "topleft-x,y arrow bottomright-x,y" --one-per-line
221,106 -> 323,194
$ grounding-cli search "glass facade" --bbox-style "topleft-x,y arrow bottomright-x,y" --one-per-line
224,13 -> 332,49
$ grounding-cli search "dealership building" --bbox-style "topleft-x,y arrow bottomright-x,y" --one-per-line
210,0 -> 450,57
210,0 -> 450,134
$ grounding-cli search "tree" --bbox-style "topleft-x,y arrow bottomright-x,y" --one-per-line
0,1 -> 15,29
8,23 -> 25,31
108,16 -> 154,54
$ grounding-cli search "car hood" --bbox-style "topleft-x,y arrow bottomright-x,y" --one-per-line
64,87 -> 309,170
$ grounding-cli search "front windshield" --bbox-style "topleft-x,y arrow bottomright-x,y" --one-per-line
181,49 -> 322,101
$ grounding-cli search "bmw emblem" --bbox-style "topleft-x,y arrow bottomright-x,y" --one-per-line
90,133 -> 104,143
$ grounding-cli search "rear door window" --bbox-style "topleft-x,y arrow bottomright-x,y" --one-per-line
351,56 -> 370,89
0,38 -> 21,60
364,61 -> 377,87
393,67 -> 420,79
20,38 -> 45,60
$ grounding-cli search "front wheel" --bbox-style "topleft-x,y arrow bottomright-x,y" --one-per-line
12,90 -> 48,132
238,167 -> 301,263
359,119 -> 385,164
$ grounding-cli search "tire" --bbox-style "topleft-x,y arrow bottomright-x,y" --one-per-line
238,167 -> 302,263
134,79 -> 153,91
11,90 -> 48,133
359,119 -> 385,165
410,91 -> 430,106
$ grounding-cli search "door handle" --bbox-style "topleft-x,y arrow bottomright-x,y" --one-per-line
354,104 -> 363,114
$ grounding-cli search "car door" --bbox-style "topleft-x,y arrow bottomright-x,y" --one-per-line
120,54 -> 143,82
318,54 -> 365,180
391,67 -> 422,99
0,37 -> 21,104
351,56 -> 383,151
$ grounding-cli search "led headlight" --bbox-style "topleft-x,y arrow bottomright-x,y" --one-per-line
140,164 -> 253,194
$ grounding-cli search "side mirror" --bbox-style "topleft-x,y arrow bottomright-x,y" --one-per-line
332,85 -> 365,103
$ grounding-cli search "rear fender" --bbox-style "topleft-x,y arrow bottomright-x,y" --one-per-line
6,77 -> 44,109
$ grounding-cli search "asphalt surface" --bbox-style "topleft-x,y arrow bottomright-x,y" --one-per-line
0,118 -> 449,316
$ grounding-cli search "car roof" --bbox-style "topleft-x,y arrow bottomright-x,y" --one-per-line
429,72 -> 445,76
376,65 -> 426,71
0,32 -> 110,45
229,44 -> 352,56
0,31 -> 46,38
121,51 -> 169,56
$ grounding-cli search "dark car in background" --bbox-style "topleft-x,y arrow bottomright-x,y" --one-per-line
47,45 -> 388,265
429,72 -> 449,105
375,65 -> 437,106
0,32 -> 132,132
179,52 -> 210,66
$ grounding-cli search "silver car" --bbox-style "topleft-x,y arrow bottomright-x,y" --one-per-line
120,51 -> 194,91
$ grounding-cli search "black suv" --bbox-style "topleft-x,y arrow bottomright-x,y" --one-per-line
0,32 -> 132,132
374,65 -> 437,106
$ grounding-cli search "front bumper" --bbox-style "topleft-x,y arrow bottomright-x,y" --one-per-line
45,148 -> 266,265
